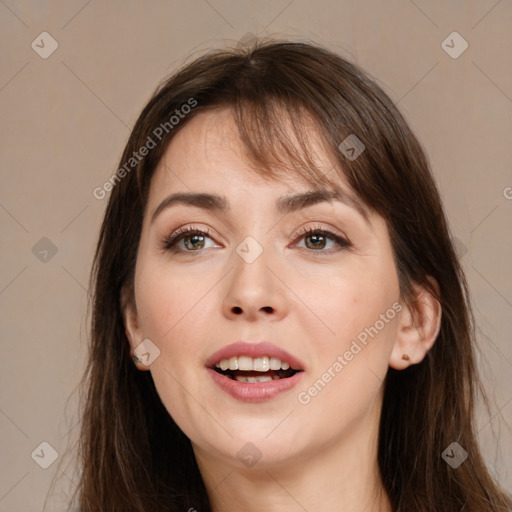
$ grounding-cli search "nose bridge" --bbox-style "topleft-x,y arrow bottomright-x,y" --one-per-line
232,233 -> 273,297
222,232 -> 288,319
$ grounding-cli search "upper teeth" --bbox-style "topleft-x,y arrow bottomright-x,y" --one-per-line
215,356 -> 291,372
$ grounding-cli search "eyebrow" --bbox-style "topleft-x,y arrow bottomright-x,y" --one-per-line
150,188 -> 370,224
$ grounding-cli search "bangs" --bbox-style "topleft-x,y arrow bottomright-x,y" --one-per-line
231,96 -> 343,193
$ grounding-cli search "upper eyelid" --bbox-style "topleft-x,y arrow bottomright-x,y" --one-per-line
166,222 -> 345,239
295,223 -> 347,238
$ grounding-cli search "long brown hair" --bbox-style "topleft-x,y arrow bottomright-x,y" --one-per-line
64,39 -> 511,511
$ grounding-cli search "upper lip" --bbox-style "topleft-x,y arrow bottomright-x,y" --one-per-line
206,341 -> 305,370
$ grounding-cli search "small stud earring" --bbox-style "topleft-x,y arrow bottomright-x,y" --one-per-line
401,353 -> 410,361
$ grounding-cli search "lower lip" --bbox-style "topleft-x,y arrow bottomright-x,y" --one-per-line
207,368 -> 304,402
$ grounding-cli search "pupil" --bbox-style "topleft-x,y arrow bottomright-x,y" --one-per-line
186,235 -> 204,250
306,234 -> 325,250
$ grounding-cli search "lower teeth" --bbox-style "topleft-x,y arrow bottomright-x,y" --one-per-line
215,368 -> 297,382
235,375 -> 275,383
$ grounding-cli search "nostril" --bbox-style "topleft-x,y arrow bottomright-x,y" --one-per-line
261,306 -> 273,313
232,306 -> 243,314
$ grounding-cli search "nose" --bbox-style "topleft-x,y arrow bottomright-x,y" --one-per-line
222,244 -> 289,322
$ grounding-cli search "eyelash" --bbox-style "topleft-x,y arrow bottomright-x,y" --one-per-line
161,225 -> 214,252
294,225 -> 351,252
161,224 -> 351,254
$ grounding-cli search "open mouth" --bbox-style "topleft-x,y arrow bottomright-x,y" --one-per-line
212,356 -> 302,383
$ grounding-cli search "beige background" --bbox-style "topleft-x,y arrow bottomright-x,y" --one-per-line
1,0 -> 511,509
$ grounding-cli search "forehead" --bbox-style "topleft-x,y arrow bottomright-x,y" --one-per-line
143,108 -> 373,229
150,107 -> 351,197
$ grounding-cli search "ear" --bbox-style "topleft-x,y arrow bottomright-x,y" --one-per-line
121,286 -> 149,371
389,278 -> 442,370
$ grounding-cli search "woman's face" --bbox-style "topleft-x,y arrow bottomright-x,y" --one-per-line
126,107 -> 402,469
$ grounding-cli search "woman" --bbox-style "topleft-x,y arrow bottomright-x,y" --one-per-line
71,39 -> 511,511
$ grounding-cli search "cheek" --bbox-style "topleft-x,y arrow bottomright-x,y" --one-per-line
135,260 -> 218,342
133,265 -> 218,434
295,283 -> 399,436
297,257 -> 399,357
292,264 -> 399,433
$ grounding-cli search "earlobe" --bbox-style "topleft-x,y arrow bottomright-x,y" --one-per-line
389,280 -> 442,370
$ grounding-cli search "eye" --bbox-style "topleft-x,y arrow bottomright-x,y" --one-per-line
161,226 -> 220,252
161,224 -> 351,254
294,225 -> 351,252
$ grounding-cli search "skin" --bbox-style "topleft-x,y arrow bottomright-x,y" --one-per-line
123,107 -> 441,511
